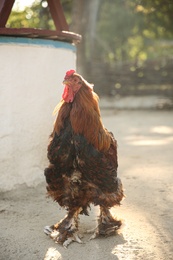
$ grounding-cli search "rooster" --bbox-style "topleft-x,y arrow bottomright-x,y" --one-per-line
44,70 -> 124,247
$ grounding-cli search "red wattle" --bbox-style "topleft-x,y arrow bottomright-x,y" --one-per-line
62,85 -> 74,103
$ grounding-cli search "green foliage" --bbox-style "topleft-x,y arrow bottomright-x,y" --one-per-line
97,0 -> 137,63
7,0 -> 72,29
97,0 -> 173,65
7,0 -> 55,30
6,0 -> 173,67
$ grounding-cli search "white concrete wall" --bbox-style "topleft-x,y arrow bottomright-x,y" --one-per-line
0,37 -> 76,191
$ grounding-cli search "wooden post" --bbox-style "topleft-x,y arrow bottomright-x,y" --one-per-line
47,0 -> 69,31
0,0 -> 15,27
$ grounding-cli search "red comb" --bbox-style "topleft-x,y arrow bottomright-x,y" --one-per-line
65,69 -> 76,79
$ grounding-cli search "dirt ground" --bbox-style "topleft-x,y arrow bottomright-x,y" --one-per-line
0,109 -> 173,260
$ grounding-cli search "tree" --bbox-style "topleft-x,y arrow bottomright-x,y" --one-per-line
8,0 -> 173,65
7,0 -> 173,95
70,0 -> 99,76
7,0 -> 55,29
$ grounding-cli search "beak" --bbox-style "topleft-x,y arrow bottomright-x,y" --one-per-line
63,79 -> 71,85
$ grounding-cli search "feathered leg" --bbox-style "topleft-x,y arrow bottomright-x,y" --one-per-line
89,206 -> 122,240
44,207 -> 83,248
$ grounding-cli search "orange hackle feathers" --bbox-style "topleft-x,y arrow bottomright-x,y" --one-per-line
53,85 -> 111,152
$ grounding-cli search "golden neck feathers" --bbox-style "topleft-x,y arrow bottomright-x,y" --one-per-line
53,86 -> 111,152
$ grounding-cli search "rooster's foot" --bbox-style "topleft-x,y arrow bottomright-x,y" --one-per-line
88,207 -> 122,240
44,209 -> 83,247
44,224 -> 83,248
88,220 -> 122,240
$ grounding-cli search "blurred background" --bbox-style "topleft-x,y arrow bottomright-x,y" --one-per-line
8,0 -> 173,100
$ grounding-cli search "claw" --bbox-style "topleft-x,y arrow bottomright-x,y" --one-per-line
89,232 -> 98,240
63,237 -> 73,248
50,230 -> 60,240
44,226 -> 60,240
44,226 -> 54,235
86,227 -> 97,234
86,226 -> 99,240
62,232 -> 83,248
73,232 -> 83,243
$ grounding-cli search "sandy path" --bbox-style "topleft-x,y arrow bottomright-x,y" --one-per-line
0,110 -> 173,260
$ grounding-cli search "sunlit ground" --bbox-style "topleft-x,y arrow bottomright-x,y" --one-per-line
44,247 -> 62,260
125,125 -> 173,146
102,110 -> 173,259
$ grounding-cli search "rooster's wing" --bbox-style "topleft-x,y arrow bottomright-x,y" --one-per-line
74,133 -> 118,193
